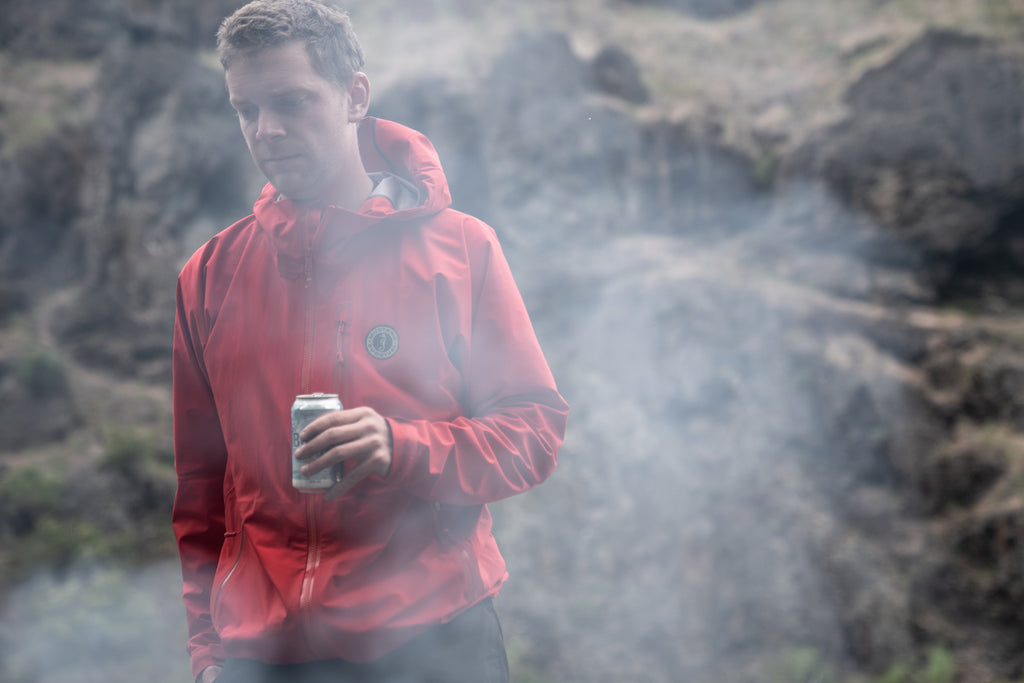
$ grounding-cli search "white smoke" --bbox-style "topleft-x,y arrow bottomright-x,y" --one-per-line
0,560 -> 190,683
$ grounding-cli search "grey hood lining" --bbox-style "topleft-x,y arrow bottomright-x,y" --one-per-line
367,172 -> 424,211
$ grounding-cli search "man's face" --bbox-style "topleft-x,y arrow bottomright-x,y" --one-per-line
225,41 -> 359,202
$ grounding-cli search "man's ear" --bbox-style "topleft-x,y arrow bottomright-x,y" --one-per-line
347,72 -> 370,121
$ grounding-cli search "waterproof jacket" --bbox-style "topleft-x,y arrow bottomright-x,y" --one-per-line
172,117 -> 568,679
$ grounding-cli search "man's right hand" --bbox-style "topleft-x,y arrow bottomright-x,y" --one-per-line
198,665 -> 222,683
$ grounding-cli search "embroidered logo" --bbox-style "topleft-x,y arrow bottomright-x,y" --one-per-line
365,325 -> 399,360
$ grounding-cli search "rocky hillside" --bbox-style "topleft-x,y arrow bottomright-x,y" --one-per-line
1,1 -> 1023,682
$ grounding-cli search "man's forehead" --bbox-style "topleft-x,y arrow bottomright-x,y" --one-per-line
225,42 -> 316,79
225,44 -> 325,96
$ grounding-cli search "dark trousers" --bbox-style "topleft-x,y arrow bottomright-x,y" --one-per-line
215,599 -> 509,683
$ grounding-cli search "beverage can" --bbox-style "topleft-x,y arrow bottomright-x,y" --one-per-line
291,393 -> 343,493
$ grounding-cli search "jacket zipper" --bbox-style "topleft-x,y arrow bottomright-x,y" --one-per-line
211,528 -> 245,627
300,495 -> 321,641
300,222 -> 315,392
299,212 -> 322,656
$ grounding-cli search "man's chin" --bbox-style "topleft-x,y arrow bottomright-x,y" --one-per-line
266,175 -> 318,202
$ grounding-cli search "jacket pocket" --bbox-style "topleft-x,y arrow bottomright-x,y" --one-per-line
210,527 -> 289,640
210,529 -> 244,631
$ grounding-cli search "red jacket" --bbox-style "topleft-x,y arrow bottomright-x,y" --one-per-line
172,117 -> 568,678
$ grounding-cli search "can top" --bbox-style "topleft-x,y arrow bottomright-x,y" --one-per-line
296,393 -> 339,400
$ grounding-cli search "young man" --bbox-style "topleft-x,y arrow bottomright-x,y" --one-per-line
171,2 -> 568,682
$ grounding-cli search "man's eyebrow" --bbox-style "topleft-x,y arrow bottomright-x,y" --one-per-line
229,87 -> 314,106
272,87 -> 316,99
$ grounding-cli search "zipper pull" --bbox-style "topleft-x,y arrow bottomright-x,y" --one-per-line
336,320 -> 347,363
304,213 -> 316,289
303,249 -> 313,288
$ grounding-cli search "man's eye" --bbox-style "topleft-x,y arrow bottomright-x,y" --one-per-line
237,107 -> 257,122
278,96 -> 305,111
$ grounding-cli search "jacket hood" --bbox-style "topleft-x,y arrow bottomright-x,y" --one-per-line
252,117 -> 453,262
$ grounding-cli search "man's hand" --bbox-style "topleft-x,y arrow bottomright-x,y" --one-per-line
198,665 -> 221,683
293,406 -> 393,500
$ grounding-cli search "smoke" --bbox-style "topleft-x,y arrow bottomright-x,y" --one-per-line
482,172 -> 917,682
0,561 -> 190,683
2,1 -> 990,682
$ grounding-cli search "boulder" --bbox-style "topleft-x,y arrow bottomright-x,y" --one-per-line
808,30 -> 1024,304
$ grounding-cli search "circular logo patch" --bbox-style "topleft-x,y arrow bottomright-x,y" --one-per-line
365,325 -> 399,360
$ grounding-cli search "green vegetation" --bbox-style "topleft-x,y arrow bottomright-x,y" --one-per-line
12,516 -> 110,571
512,668 -> 558,683
766,645 -> 957,683
876,646 -> 957,683
752,150 -> 779,191
100,425 -> 162,476
0,465 -> 88,579
506,639 -> 559,683
15,350 -> 69,399
0,425 -> 176,584
770,646 -> 836,683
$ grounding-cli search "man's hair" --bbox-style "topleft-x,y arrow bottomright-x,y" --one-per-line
216,0 -> 366,85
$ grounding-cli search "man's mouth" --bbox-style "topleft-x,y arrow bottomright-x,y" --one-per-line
262,154 -> 301,165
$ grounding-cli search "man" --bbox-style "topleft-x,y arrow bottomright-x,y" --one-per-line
171,1 -> 568,682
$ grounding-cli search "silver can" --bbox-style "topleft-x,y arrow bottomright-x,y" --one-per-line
291,393 -> 343,493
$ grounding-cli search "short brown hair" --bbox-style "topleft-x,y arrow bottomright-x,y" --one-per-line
216,0 -> 366,85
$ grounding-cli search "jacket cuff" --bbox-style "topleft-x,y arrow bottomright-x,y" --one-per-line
384,418 -> 420,489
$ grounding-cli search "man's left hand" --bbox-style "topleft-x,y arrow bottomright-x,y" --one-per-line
294,406 -> 393,500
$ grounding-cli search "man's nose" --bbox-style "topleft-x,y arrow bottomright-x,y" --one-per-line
256,111 -> 286,140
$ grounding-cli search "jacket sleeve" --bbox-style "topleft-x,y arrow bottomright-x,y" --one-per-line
171,270 -> 228,680
385,224 -> 569,505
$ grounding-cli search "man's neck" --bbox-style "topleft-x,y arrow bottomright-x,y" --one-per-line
312,169 -> 374,212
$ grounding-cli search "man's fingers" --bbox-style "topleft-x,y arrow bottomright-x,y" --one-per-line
299,409 -> 354,443
299,436 -> 357,474
299,430 -> 382,475
300,406 -> 377,442
292,406 -> 392,497
295,424 -> 356,461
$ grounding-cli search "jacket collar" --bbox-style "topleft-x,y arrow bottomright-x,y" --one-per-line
254,117 -> 452,261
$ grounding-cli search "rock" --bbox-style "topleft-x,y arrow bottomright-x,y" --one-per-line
919,429 -> 1008,513
44,37 -> 254,381
962,348 -> 1024,430
809,29 -> 1024,302
2,6 -> 1024,683
0,355 -> 80,451
0,127 -> 93,289
0,0 -> 245,58
0,0 -> 128,59
615,0 -> 769,20
369,78 -> 494,225
589,45 -> 650,104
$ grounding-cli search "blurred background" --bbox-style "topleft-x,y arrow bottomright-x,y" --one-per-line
1,0 -> 1023,681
